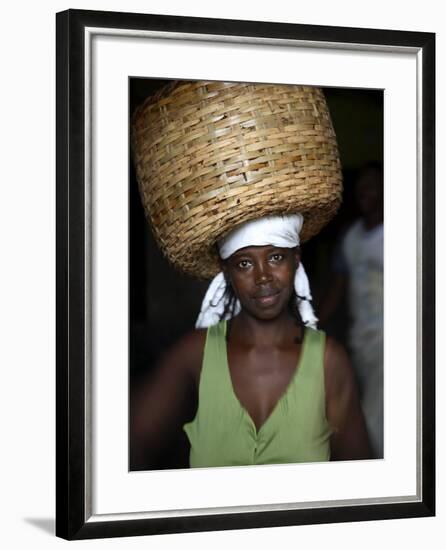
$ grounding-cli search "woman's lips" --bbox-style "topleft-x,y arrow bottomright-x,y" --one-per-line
253,290 -> 280,306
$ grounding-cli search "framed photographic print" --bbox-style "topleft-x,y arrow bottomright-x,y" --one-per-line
56,9 -> 435,540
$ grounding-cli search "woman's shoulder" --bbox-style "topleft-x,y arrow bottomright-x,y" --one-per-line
323,334 -> 350,369
322,335 -> 356,399
172,327 -> 207,352
162,328 -> 207,383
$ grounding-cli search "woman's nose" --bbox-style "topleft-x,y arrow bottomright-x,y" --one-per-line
254,263 -> 272,284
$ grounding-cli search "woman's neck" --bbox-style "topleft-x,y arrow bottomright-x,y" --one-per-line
229,310 -> 301,348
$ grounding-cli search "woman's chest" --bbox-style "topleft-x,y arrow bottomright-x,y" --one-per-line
226,346 -> 301,431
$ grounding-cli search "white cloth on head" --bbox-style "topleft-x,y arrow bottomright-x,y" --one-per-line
195,272 -> 241,329
195,214 -> 318,329
218,215 -> 304,260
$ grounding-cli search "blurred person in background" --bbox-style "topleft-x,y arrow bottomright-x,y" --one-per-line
319,162 -> 384,458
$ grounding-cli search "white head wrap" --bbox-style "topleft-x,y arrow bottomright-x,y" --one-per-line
195,214 -> 318,329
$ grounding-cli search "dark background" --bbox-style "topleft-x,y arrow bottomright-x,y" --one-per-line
129,78 -> 383,469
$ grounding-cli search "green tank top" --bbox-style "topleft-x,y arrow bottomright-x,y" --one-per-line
183,321 -> 332,468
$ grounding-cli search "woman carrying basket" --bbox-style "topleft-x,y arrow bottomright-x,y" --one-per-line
131,81 -> 371,468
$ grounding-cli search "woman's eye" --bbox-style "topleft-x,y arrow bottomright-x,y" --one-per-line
237,259 -> 251,269
269,253 -> 284,263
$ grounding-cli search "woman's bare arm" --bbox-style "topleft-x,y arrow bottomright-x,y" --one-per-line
324,337 -> 372,461
130,329 -> 206,469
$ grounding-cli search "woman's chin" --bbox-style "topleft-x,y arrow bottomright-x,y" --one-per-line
243,300 -> 289,321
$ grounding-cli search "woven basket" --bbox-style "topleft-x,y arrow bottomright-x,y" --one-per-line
132,80 -> 342,279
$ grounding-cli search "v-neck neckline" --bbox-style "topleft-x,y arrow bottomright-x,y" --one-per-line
222,321 -> 308,438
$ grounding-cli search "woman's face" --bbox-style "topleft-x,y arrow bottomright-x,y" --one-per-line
222,245 -> 299,321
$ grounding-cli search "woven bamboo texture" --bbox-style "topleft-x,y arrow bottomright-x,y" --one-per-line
132,81 -> 342,279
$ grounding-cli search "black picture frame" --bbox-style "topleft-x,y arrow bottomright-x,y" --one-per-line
56,9 -> 435,540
